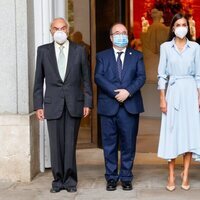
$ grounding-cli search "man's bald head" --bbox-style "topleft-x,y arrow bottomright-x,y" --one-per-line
109,23 -> 127,36
50,18 -> 70,35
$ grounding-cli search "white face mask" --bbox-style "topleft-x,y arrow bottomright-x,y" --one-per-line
53,31 -> 67,44
174,27 -> 188,39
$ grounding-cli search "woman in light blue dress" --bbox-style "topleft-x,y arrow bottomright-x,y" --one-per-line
158,13 -> 200,191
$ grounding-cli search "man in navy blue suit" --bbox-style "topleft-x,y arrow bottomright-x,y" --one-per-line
95,23 -> 146,191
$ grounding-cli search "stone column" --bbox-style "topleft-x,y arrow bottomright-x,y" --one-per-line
53,0 -> 66,18
0,0 -> 39,182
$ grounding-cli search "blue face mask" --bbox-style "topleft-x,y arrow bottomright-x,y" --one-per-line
113,34 -> 128,47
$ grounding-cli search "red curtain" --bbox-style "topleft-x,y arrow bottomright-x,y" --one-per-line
133,0 -> 200,39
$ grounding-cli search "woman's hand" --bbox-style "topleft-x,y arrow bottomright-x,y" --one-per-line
160,98 -> 167,113
197,89 -> 200,111
160,90 -> 167,113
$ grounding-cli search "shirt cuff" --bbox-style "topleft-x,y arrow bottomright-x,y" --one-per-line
158,77 -> 167,90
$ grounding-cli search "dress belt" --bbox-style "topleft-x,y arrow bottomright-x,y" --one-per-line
168,75 -> 194,132
169,75 -> 194,87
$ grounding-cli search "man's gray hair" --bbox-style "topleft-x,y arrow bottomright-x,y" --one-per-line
50,17 -> 70,32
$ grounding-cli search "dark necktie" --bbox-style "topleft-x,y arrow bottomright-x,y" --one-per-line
117,52 -> 123,80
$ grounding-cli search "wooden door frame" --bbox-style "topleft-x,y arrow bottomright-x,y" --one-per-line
77,0 -> 98,148
78,0 -> 131,149
90,0 -> 98,147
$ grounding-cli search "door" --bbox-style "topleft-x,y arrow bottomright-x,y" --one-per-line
95,0 -> 126,146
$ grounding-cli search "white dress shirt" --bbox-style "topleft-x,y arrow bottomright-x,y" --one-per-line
54,40 -> 69,71
113,47 -> 126,69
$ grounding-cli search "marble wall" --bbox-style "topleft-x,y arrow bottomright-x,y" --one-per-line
0,0 -> 18,113
0,114 -> 39,182
0,0 -> 40,181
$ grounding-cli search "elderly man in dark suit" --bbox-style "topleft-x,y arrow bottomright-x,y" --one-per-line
33,18 -> 92,193
95,23 -> 146,191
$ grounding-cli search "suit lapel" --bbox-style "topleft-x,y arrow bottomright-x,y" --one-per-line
48,42 -> 63,80
110,49 -> 120,81
48,41 -> 75,82
64,41 -> 75,81
121,48 -> 132,80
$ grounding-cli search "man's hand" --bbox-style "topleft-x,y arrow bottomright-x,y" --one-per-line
114,89 -> 130,102
83,107 -> 91,118
36,109 -> 44,120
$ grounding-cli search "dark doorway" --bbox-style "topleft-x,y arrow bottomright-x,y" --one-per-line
96,0 -> 126,52
95,0 -> 127,147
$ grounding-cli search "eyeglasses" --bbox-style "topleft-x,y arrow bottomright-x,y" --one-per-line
111,31 -> 127,36
52,26 -> 67,31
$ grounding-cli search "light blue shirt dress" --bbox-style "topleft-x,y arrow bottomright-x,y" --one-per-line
157,38 -> 200,161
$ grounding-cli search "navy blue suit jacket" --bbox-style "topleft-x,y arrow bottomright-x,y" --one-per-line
95,47 -> 146,116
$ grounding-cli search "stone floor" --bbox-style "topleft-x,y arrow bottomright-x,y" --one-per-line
1,149 -> 200,200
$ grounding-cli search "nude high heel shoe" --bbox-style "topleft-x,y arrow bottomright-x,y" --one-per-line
166,177 -> 176,192
181,172 -> 190,191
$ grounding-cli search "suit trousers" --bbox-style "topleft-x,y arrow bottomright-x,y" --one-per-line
100,106 -> 139,182
47,103 -> 81,189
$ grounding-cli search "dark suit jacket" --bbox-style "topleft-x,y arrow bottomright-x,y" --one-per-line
33,41 -> 92,119
95,47 -> 146,116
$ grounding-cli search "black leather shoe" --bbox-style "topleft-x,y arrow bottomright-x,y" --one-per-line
106,179 -> 117,191
121,181 -> 132,190
50,187 -> 61,193
66,187 -> 77,193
